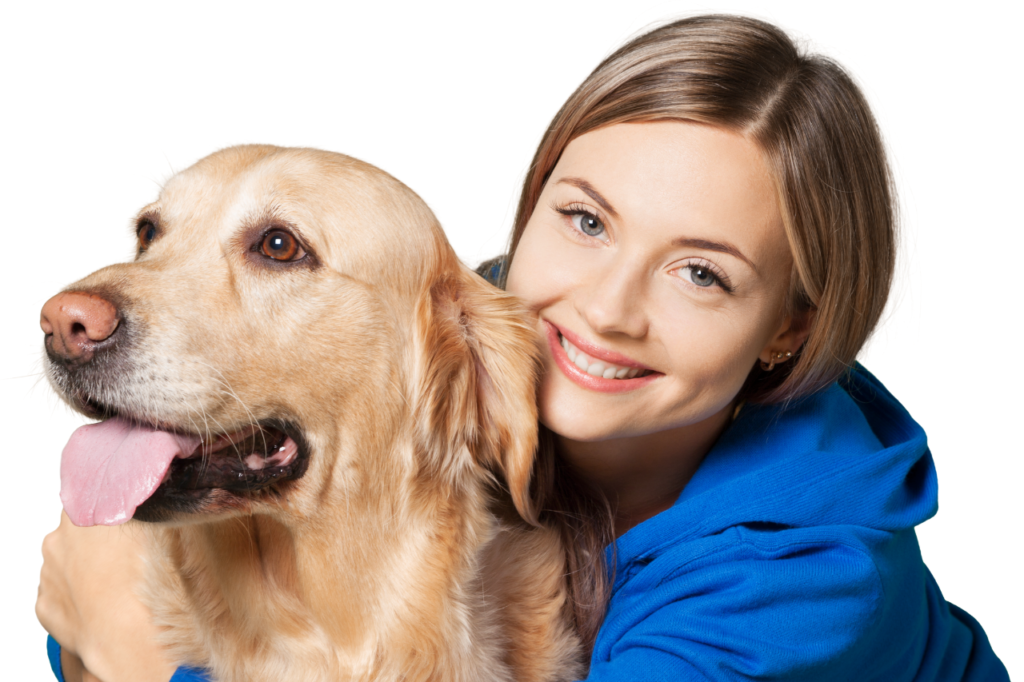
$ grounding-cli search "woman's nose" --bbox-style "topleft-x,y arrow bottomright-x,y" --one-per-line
573,262 -> 649,338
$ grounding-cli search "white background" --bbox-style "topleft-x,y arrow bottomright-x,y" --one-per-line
1,1 -> 1020,679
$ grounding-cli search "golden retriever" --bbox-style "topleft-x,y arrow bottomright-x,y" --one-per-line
41,146 -> 582,681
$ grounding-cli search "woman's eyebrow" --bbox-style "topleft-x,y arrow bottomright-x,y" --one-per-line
674,237 -> 757,273
555,177 -> 619,217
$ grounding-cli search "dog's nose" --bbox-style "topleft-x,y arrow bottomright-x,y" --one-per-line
40,291 -> 121,362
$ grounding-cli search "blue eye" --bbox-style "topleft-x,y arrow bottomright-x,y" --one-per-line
680,265 -> 716,287
677,264 -> 726,290
572,212 -> 604,236
554,203 -> 609,242
563,211 -> 609,243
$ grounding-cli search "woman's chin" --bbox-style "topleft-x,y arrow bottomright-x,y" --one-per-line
537,381 -> 656,443
537,370 -> 737,445
540,415 -> 622,444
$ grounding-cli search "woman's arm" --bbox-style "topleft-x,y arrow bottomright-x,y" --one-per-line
36,512 -> 179,682
586,526 -> 1009,681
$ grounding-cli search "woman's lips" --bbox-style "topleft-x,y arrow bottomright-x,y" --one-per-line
544,321 -> 661,393
556,324 -> 653,370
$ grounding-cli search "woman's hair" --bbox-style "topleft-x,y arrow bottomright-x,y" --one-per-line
497,14 -> 898,653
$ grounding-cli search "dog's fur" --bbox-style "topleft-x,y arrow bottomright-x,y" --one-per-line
45,146 -> 582,681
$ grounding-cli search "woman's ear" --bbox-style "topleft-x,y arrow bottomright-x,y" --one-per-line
412,262 -> 544,524
758,305 -> 816,367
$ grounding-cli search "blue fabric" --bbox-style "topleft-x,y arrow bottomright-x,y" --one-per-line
45,367 -> 1007,682
585,366 -> 1008,681
171,665 -> 212,681
47,635 -> 64,682
47,635 -> 210,681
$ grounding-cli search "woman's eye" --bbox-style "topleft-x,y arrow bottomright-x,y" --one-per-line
260,229 -> 305,261
571,212 -> 608,241
137,221 -> 157,250
678,265 -> 719,288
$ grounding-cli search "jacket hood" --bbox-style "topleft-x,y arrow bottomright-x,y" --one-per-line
614,365 -> 937,565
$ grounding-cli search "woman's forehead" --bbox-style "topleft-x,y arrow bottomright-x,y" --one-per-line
551,121 -> 787,266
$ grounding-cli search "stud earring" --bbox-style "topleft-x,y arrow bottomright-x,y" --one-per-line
760,350 -> 793,372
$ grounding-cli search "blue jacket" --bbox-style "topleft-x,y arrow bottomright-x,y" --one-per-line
585,366 -> 1007,680
47,367 -> 1007,681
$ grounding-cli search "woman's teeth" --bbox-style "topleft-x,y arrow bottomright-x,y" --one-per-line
560,334 -> 650,379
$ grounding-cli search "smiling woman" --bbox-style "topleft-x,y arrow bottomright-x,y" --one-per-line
511,123 -> 799,436
487,14 -> 1007,679
509,123 -> 802,536
32,12 -> 1011,682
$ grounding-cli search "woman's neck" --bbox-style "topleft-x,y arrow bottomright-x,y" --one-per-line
556,403 -> 734,537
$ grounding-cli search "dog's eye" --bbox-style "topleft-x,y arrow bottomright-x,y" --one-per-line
260,229 -> 305,261
136,219 -> 158,251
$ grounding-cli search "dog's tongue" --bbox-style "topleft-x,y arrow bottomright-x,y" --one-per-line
60,418 -> 201,527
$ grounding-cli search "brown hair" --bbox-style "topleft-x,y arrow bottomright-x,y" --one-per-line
498,14 -> 898,652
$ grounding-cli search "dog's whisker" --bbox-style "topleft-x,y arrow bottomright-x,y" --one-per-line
185,387 -> 236,483
38,146 -> 580,681
192,359 -> 262,430
189,360 -> 266,492
5,370 -> 49,381
171,365 -> 278,499
178,393 -> 212,480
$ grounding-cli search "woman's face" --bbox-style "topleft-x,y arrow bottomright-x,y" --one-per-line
506,121 -> 805,443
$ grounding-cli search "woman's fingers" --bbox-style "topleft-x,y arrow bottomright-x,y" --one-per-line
36,512 -> 177,682
37,514 -> 86,655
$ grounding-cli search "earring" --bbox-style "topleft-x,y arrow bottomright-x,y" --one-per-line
760,350 -> 792,372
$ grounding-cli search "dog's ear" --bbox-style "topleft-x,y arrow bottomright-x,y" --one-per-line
413,262 -> 543,524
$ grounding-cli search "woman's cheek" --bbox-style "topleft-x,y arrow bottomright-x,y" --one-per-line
506,224 -> 562,308
658,306 -> 759,398
510,213 -> 605,305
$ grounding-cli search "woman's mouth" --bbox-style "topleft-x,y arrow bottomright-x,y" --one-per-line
559,334 -> 652,379
545,321 -> 661,393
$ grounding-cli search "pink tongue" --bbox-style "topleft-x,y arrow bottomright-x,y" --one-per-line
60,418 -> 202,527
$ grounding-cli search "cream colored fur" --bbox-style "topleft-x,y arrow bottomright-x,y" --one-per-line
60,146 -> 582,681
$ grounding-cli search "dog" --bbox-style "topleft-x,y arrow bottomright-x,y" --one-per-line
41,145 -> 582,681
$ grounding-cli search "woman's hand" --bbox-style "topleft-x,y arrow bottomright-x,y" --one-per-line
36,512 -> 178,682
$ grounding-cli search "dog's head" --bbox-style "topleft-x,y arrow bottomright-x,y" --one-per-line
43,145 -> 542,527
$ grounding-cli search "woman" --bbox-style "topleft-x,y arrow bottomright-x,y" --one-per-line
37,15 -> 1008,681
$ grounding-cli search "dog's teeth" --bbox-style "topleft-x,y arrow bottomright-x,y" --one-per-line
245,454 -> 266,470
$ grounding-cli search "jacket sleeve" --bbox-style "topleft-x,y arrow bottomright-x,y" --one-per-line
46,636 -> 212,682
46,635 -> 64,682
171,666 -> 214,681
585,529 -> 891,682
